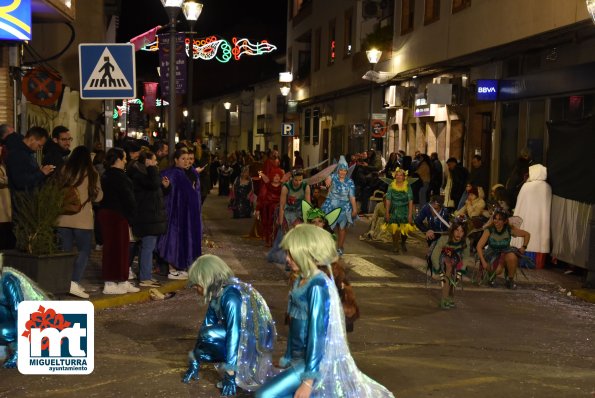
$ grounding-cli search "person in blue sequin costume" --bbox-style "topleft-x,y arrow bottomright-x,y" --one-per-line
182,254 -> 277,396
256,224 -> 394,398
320,156 -> 357,256
0,256 -> 48,368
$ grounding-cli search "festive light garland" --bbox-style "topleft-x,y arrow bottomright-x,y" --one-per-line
140,34 -> 277,63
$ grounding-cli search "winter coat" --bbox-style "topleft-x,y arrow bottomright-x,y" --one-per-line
127,162 -> 167,237
100,167 -> 136,222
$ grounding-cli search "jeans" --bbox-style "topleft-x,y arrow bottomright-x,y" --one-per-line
139,235 -> 158,281
57,227 -> 93,282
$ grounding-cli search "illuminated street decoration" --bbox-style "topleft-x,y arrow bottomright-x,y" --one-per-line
140,34 -> 277,63
113,98 -> 170,119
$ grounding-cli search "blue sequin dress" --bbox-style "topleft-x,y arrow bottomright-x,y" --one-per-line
0,268 -> 47,368
256,272 -> 394,398
321,174 -> 355,229
190,278 -> 277,392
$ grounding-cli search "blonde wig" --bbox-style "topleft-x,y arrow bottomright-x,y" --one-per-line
280,224 -> 338,279
188,254 -> 234,304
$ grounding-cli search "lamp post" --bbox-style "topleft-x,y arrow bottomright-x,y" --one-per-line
279,72 -> 293,157
161,0 -> 184,160
223,101 -> 231,157
366,49 -> 382,149
155,115 -> 161,136
182,0 -> 203,141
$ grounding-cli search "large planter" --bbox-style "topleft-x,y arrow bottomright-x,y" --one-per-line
1,250 -> 75,295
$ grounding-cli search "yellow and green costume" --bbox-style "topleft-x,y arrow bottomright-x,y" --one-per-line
383,180 -> 416,236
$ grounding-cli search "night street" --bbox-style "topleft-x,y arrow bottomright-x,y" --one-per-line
1,193 -> 594,398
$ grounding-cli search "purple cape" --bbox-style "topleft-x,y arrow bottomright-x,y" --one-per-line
157,167 -> 202,269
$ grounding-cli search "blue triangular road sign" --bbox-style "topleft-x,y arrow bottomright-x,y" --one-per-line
79,44 -> 136,99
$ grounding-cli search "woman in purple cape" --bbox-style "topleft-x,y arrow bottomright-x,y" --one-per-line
157,148 -> 202,279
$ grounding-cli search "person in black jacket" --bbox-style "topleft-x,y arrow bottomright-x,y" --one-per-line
127,151 -> 169,287
42,125 -> 72,170
98,147 -> 138,295
6,126 -> 54,193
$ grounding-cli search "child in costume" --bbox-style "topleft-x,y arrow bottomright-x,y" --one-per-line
302,201 -> 360,332
384,167 -> 415,253
182,254 -> 277,395
256,167 -> 284,247
0,255 -> 48,368
427,218 -> 470,309
256,224 -> 394,398
279,168 -> 311,231
476,209 -> 533,289
320,155 -> 357,256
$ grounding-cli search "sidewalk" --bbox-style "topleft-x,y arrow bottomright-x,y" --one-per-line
76,195 -> 595,309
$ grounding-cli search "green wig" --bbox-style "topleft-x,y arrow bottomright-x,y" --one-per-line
280,224 -> 337,279
188,254 -> 234,304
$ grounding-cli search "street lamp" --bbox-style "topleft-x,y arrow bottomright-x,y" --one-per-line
223,101 -> 231,157
160,0 -> 184,160
279,72 -> 293,157
366,48 -> 382,149
155,115 -> 161,135
183,0 -> 203,141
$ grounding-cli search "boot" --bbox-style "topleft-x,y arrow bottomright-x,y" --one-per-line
401,235 -> 408,252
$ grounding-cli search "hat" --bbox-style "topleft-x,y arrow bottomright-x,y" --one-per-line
337,155 -> 348,171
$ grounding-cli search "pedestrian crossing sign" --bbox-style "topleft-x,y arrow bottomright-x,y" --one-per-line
79,43 -> 136,99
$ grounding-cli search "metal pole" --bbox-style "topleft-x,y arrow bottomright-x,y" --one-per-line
366,64 -> 374,151
225,109 -> 230,157
168,18 -> 177,161
187,28 -> 195,141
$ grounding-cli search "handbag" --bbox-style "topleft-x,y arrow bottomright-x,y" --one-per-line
62,186 -> 88,215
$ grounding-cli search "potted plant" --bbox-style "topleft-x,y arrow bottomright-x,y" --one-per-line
2,180 -> 75,294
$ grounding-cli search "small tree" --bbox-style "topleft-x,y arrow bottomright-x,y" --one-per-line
12,181 -> 63,255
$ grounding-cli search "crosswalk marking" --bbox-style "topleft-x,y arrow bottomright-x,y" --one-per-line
88,78 -> 128,88
342,254 -> 398,278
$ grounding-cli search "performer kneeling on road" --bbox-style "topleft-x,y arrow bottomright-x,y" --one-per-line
182,254 -> 277,396
256,224 -> 394,398
0,255 -> 48,368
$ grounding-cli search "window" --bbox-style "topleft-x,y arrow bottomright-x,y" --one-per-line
314,28 -> 321,71
344,9 -> 353,57
328,19 -> 336,65
452,0 -> 470,13
257,114 -> 265,135
304,109 -> 311,144
313,107 -> 320,145
424,0 -> 440,24
401,0 -> 415,35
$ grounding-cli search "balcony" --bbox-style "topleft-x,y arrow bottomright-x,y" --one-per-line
292,0 -> 312,28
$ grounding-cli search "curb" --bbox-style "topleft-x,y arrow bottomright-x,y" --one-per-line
90,280 -> 188,311
571,288 -> 595,304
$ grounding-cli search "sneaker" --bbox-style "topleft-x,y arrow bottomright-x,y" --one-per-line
139,280 -> 161,288
69,282 -> 89,299
336,248 -> 344,256
168,270 -> 189,280
119,281 -> 140,293
128,268 -> 137,280
505,279 -> 517,290
103,281 -> 127,295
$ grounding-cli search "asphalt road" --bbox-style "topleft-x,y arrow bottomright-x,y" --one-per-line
1,193 -> 594,398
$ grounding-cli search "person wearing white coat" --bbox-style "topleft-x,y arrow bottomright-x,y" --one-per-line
511,164 -> 552,268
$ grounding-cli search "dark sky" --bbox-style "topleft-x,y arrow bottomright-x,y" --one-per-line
117,0 -> 287,99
